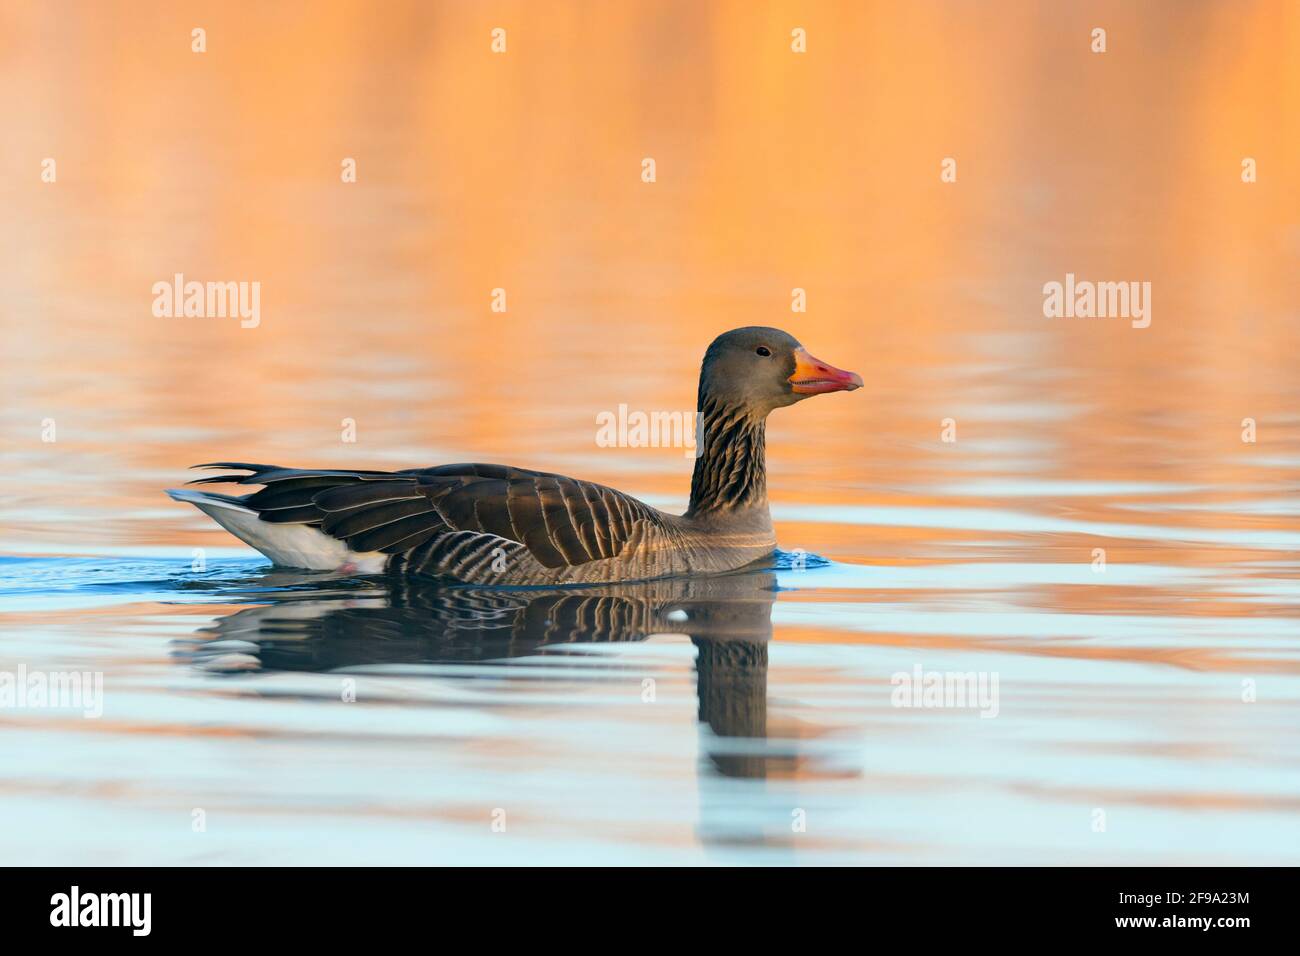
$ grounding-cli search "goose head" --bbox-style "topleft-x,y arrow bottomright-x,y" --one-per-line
698,326 -> 862,414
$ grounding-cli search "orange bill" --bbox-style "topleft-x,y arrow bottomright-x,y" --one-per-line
788,348 -> 863,394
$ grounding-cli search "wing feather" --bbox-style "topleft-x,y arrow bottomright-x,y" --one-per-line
186,462 -> 667,572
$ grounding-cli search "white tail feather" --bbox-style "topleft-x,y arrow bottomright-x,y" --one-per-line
166,489 -> 387,572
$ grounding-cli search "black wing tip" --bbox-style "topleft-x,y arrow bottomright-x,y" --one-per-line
186,474 -> 243,486
186,462 -> 284,487
190,462 -> 280,472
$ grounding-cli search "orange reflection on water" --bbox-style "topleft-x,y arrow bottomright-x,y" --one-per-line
0,0 -> 1296,576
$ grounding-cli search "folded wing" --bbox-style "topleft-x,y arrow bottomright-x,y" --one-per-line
189,462 -> 667,575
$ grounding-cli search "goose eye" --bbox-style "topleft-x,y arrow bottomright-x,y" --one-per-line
756,346 -> 771,357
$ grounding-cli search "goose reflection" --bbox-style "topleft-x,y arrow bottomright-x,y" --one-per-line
185,564 -> 783,777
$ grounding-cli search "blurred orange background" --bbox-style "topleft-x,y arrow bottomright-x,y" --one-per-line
0,0 -> 1296,553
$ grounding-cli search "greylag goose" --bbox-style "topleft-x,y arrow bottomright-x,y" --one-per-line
167,327 -> 860,584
